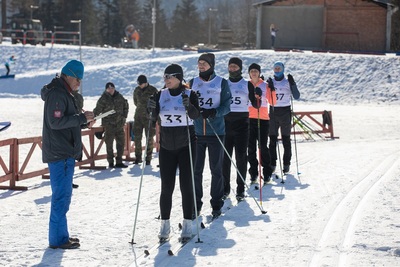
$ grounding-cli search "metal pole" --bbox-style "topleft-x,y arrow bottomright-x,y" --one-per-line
152,0 -> 156,51
208,9 -> 211,45
71,20 -> 82,94
79,21 -> 82,94
208,9 -> 218,46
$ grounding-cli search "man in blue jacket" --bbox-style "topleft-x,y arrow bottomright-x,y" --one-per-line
41,60 -> 94,249
189,53 -> 231,218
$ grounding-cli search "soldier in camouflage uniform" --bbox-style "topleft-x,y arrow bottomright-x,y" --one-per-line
94,82 -> 129,168
133,75 -> 158,165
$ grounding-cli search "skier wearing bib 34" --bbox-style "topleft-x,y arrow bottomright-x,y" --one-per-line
190,53 -> 231,219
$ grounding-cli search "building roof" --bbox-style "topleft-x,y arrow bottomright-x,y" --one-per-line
252,0 -> 396,8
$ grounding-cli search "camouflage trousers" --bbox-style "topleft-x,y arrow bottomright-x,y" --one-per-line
104,125 -> 125,164
133,118 -> 155,162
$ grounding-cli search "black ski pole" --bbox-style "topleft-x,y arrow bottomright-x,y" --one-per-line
291,96 -> 301,182
205,117 -> 267,214
182,91 -> 203,243
268,79 -> 284,184
256,100 -> 264,201
130,109 -> 154,244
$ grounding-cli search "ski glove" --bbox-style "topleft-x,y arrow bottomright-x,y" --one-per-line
182,94 -> 190,108
267,78 -> 275,91
201,108 -> 216,119
147,98 -> 156,112
255,87 -> 262,98
287,74 -> 296,85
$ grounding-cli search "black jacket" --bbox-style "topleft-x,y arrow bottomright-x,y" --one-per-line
41,76 -> 87,163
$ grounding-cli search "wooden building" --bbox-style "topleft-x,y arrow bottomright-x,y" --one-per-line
253,0 -> 398,52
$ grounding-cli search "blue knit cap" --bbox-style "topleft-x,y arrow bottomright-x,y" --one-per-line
61,60 -> 84,79
273,61 -> 284,79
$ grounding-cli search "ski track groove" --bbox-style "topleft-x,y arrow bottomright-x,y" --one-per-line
309,152 -> 400,267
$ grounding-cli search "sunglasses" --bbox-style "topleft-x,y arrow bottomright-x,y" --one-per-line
68,68 -> 82,83
163,73 -> 180,80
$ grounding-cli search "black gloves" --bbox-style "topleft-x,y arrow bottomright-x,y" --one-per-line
201,108 -> 216,119
267,78 -> 275,91
255,87 -> 262,98
147,98 -> 156,111
287,74 -> 296,85
182,94 -> 190,109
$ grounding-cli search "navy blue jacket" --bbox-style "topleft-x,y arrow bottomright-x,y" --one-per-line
41,76 -> 87,163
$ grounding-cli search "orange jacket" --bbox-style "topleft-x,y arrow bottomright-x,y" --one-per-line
131,31 -> 140,41
248,79 -> 276,120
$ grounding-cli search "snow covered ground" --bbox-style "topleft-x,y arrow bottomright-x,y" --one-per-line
0,43 -> 399,267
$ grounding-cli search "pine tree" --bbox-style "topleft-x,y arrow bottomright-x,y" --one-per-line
140,0 -> 170,48
170,0 -> 201,47
98,0 -> 123,46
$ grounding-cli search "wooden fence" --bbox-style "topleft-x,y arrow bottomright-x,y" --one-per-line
0,111 -> 335,191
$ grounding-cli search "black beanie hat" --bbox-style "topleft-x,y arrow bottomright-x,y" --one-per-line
105,82 -> 115,89
198,53 -> 215,68
228,57 -> 242,70
164,64 -> 184,81
137,75 -> 147,84
248,63 -> 261,73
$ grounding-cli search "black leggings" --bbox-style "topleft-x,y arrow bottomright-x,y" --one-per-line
159,144 -> 196,220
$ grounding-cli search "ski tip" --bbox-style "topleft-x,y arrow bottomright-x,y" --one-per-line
200,222 -> 205,229
261,210 -> 268,214
144,250 -> 150,256
167,249 -> 174,256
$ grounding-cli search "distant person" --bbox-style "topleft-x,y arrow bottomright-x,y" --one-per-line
133,75 -> 158,165
147,64 -> 200,242
93,82 -> 129,168
131,29 -> 140,49
41,60 -> 95,249
270,24 -> 278,49
268,61 -> 300,174
223,57 -> 260,201
247,63 -> 276,185
5,55 -> 15,76
189,53 -> 231,219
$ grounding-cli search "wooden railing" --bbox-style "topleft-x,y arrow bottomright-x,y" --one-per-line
0,111 -> 335,191
0,124 -> 136,191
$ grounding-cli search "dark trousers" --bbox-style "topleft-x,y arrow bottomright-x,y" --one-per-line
194,135 -> 224,212
159,144 -> 195,220
104,125 -> 125,164
248,118 -> 272,180
269,106 -> 292,166
223,118 -> 248,196
133,117 -> 155,162
6,65 -> 10,75
269,135 -> 291,166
